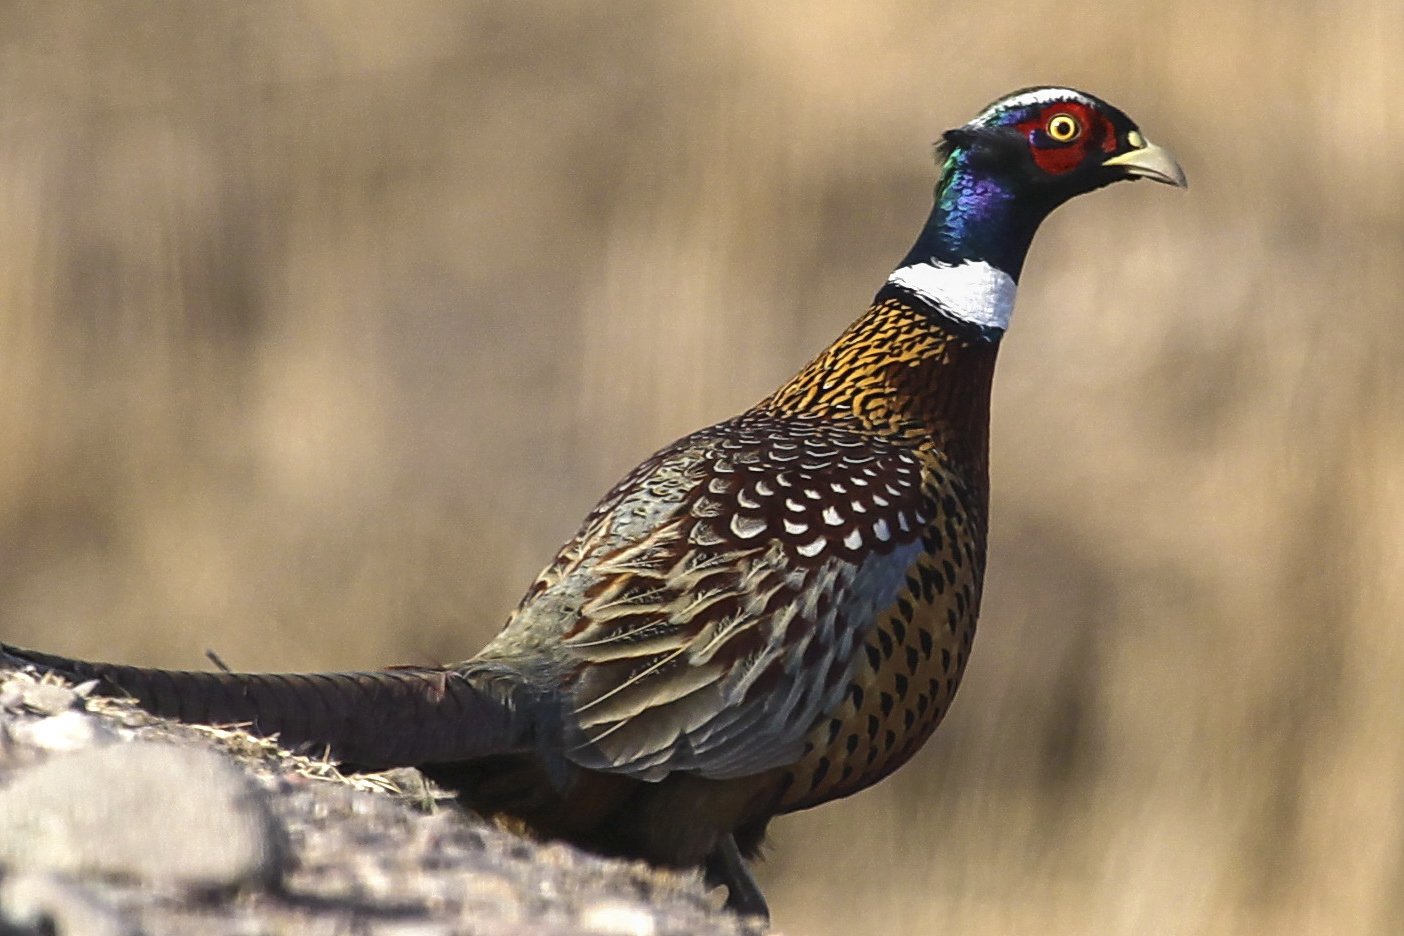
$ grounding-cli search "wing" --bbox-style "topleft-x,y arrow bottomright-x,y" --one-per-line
487,411 -> 939,781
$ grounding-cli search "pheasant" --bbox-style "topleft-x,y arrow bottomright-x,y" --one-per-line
1,87 -> 1184,920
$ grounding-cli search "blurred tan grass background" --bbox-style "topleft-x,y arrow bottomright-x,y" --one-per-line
2,2 -> 1403,933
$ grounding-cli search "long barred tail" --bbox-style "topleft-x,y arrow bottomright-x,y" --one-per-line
0,643 -> 537,770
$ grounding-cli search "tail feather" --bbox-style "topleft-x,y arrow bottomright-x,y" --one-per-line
0,643 -> 537,770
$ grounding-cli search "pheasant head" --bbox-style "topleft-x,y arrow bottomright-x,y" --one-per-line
891,86 -> 1187,336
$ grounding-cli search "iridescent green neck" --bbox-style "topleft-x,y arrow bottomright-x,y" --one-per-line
899,149 -> 1048,280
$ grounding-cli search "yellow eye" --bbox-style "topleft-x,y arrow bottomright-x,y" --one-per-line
1045,113 -> 1081,143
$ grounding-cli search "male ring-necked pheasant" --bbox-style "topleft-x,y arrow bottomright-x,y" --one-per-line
2,87 -> 1184,919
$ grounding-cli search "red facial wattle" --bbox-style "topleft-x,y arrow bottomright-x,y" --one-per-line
1015,102 -> 1118,176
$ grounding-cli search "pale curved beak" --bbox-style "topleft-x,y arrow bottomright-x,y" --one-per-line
1103,130 -> 1188,189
